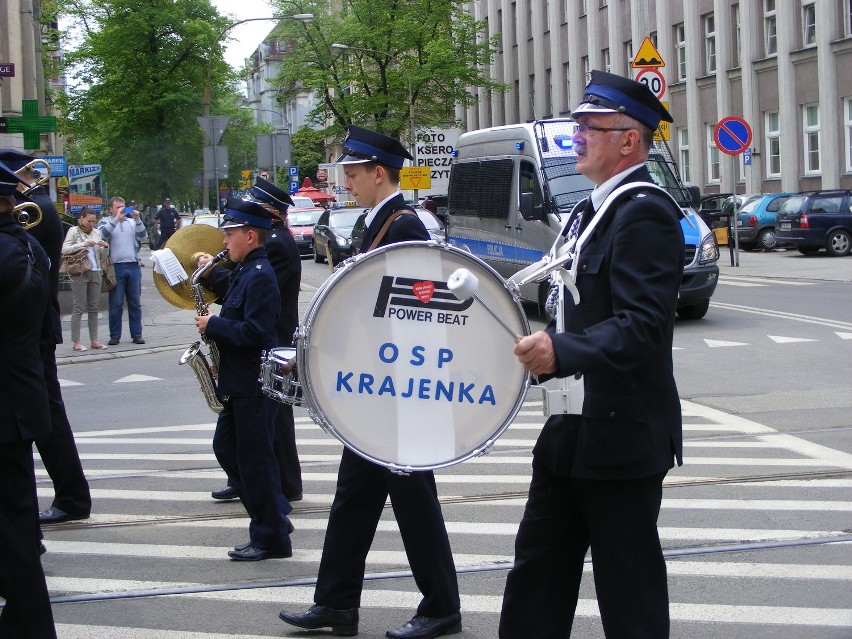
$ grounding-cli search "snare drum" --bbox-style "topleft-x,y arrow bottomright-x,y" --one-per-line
261,347 -> 303,406
295,241 -> 530,471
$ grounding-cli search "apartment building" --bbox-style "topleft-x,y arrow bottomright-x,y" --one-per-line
458,0 -> 852,195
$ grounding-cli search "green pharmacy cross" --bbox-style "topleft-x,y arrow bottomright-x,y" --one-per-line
4,99 -> 57,150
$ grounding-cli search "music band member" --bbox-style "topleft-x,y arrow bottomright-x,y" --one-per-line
278,126 -> 462,639
209,177 -> 304,504
499,71 -> 684,638
195,198 -> 292,561
0,163 -> 57,638
0,148 -> 93,527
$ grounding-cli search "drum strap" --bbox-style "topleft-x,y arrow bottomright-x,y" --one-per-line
367,208 -> 416,252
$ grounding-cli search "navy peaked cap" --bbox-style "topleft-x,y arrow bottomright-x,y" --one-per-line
573,70 -> 673,131
0,149 -> 35,172
0,161 -> 30,197
221,197 -> 275,230
251,176 -> 293,211
336,125 -> 413,170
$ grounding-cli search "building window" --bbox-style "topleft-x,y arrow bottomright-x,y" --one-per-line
625,40 -> 633,70
563,62 -> 571,112
678,128 -> 691,184
846,0 -> 852,37
704,13 -> 716,74
582,56 -> 589,79
707,126 -> 721,183
603,48 -> 611,72
802,1 -> 816,46
765,0 -> 777,56
845,98 -> 852,173
545,68 -> 552,117
803,104 -> 821,174
765,111 -> 781,178
732,4 -> 741,67
675,23 -> 687,81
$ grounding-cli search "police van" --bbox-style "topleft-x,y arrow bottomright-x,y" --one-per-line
446,119 -> 719,319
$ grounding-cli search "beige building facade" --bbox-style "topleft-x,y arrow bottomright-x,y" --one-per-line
458,0 -> 852,195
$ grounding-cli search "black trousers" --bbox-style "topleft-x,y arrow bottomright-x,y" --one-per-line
34,342 -> 91,517
0,440 -> 57,639
273,403 -> 302,498
213,395 -> 291,550
314,448 -> 460,616
499,469 -> 669,639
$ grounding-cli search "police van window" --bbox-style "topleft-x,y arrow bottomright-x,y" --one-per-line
448,158 -> 513,219
519,162 -> 543,207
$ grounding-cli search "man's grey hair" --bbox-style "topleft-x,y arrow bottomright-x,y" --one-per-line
611,113 -> 654,150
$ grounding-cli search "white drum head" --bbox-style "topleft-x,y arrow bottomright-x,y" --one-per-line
300,242 -> 530,470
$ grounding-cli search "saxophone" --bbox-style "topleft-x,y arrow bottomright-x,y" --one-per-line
179,249 -> 228,413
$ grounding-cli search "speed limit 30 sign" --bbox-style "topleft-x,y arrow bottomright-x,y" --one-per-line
634,68 -> 666,100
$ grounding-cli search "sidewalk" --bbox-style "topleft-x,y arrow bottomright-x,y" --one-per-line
56,247 -> 318,366
57,246 -> 850,366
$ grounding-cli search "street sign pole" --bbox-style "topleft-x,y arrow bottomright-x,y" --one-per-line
714,116 -> 753,268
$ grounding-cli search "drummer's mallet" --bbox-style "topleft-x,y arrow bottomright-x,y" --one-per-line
447,268 -> 520,342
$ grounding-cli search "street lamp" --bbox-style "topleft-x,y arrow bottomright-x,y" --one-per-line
330,43 -> 420,199
241,106 -> 290,132
202,14 -> 313,208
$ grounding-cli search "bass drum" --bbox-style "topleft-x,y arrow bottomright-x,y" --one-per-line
296,241 -> 530,472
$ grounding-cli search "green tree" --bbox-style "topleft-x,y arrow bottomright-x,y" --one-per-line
57,0 -> 261,207
269,0 -> 503,142
290,125 -> 327,183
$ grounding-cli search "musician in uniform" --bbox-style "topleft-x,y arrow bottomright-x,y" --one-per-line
279,126 -> 462,639
194,198 -> 293,561
0,148 -> 92,526
0,164 -> 57,638
210,177 -> 304,503
499,71 -> 684,638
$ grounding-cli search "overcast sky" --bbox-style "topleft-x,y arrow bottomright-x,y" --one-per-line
210,0 -> 279,68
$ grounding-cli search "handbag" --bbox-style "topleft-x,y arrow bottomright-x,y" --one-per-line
101,253 -> 116,292
60,249 -> 93,278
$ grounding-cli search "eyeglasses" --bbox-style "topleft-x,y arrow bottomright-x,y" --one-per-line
575,123 -> 633,134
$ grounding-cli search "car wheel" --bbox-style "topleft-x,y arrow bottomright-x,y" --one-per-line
756,228 -> 777,251
313,240 -> 324,263
825,230 -> 851,257
328,245 -> 338,270
797,246 -> 820,256
676,299 -> 710,320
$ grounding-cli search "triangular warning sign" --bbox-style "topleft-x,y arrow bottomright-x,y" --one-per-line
632,36 -> 665,68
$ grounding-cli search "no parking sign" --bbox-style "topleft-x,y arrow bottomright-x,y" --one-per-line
714,117 -> 752,156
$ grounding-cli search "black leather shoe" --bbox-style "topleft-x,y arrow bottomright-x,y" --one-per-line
286,492 -> 303,502
279,605 -> 358,637
234,518 -> 294,551
211,485 -> 238,500
39,506 -> 89,524
39,542 -> 47,555
228,544 -> 291,561
108,337 -> 120,345
386,613 -> 462,639
132,336 -> 146,344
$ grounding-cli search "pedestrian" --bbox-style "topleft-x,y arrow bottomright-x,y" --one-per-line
154,196 -> 181,248
63,206 -> 109,351
210,176 -> 304,504
0,163 -> 58,638
498,70 -> 684,638
99,196 -> 147,345
0,149 -> 92,526
279,126 -> 461,639
195,198 -> 293,561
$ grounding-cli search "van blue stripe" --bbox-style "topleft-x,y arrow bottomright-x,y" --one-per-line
447,236 -> 545,265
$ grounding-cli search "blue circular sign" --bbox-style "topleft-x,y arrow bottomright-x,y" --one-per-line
714,117 -> 752,156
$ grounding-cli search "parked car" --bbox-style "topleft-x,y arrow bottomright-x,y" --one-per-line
189,213 -> 222,229
288,207 -> 325,256
727,192 -> 796,251
775,190 -> 852,257
350,208 -> 446,255
312,207 -> 368,266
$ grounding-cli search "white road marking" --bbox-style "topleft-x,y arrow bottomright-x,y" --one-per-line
767,335 -> 817,343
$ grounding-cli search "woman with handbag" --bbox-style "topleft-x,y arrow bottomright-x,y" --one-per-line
62,207 -> 108,351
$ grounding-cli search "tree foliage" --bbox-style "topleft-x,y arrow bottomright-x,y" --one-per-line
57,0 -> 262,207
269,0 -> 504,142
290,125 -> 327,184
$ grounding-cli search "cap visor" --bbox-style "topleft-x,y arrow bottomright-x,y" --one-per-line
572,102 -> 620,118
219,220 -> 246,229
335,153 -> 372,165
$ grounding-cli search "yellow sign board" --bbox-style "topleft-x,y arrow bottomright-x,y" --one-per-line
400,166 -> 431,190
632,36 -> 665,68
653,101 -> 671,141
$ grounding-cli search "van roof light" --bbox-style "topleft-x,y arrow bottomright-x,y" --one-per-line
515,141 -> 524,150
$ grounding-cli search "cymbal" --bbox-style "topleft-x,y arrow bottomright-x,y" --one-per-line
153,224 -> 230,310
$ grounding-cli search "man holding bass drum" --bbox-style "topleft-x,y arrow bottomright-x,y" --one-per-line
278,126 -> 462,639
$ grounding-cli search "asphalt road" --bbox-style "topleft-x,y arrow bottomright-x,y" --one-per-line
30,246 -> 852,637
